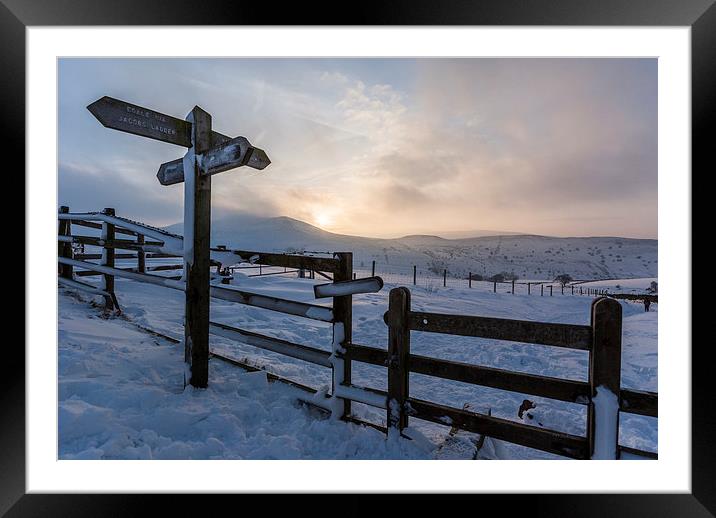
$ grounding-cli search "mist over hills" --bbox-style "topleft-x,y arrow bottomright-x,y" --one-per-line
165,213 -> 657,280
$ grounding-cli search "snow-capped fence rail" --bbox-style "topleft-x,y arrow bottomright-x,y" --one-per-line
345,287 -> 658,460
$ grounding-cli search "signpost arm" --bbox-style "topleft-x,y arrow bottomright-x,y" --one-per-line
183,106 -> 212,388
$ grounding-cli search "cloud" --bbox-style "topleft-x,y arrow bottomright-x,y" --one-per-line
320,71 -> 349,85
58,162 -> 183,225
59,58 -> 657,238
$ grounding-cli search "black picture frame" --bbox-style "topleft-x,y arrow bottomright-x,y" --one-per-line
6,0 -> 709,514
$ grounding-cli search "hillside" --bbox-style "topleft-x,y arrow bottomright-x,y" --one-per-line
165,213 -> 657,280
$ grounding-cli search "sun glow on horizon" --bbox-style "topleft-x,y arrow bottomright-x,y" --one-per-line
313,212 -> 332,229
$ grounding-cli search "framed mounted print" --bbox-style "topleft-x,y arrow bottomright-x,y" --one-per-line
6,0 -> 711,514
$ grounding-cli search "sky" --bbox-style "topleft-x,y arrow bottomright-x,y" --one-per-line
58,58 -> 657,239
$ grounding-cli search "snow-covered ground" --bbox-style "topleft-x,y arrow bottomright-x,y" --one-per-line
576,278 -> 657,294
58,270 -> 657,460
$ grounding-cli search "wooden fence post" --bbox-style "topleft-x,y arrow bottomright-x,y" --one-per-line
443,269 -> 447,287
541,284 -> 544,296
493,281 -> 497,293
371,260 -> 375,277
101,208 -> 117,311
387,287 -> 411,434
333,252 -> 353,419
136,233 -> 146,273
562,285 -> 564,295
528,283 -> 531,295
413,265 -> 417,285
183,106 -> 212,388
550,285 -> 553,296
468,272 -> 472,288
58,206 -> 73,279
588,297 -> 622,459
511,279 -> 515,294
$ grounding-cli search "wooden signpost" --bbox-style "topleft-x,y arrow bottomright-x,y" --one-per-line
88,96 -> 271,388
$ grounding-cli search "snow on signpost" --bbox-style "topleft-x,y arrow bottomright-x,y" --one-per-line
88,95 -> 271,388
313,276 -> 384,299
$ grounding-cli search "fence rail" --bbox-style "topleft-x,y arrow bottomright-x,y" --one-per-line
405,312 -> 593,350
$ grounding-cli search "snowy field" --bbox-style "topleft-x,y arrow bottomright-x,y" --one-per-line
58,270 -> 657,460
576,278 -> 657,294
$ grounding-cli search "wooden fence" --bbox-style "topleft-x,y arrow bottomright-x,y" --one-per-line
57,207 -> 369,425
345,287 -> 658,459
58,207 -> 657,459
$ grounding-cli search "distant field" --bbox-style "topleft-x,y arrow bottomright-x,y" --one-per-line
576,278 -> 657,294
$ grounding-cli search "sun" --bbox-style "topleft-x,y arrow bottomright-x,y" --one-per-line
314,213 -> 332,228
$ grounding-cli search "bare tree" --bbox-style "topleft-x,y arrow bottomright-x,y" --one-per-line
554,274 -> 573,287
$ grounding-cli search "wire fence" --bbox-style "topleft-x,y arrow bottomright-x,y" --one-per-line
101,247 -> 636,299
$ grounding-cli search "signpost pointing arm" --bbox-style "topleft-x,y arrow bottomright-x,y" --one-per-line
157,136 -> 270,186
87,95 -> 271,388
87,96 -> 192,147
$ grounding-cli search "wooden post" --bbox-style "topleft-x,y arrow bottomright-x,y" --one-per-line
580,287 -> 583,295
101,208 -> 116,311
443,269 -> 447,287
493,281 -> 497,293
562,285 -> 564,295
588,297 -> 622,459
183,106 -> 212,388
387,287 -> 410,434
572,285 -> 574,295
136,233 -> 146,273
528,283 -> 531,295
413,265 -> 417,285
58,206 -> 73,279
541,284 -> 544,296
469,272 -> 472,288
550,285 -> 553,296
511,279 -> 515,294
333,252 -> 353,419
371,260 -> 376,277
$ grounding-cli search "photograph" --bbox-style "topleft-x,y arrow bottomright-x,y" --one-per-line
6,0 -> 708,509
56,56 -> 658,461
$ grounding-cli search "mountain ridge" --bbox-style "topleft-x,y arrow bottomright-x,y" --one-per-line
164,213 -> 657,279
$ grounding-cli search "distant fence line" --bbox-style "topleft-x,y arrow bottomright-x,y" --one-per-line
152,254 -> 655,302
348,260 -> 656,301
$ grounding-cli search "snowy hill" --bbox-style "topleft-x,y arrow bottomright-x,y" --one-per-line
165,213 -> 657,280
